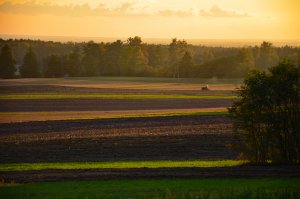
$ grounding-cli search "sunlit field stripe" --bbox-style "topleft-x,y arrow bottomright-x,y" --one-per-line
0,110 -> 228,123
0,94 -> 237,100
0,160 -> 244,171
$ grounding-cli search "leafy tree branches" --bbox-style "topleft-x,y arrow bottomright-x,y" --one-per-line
229,61 -> 300,164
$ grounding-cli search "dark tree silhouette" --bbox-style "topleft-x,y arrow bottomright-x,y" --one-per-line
81,41 -> 104,76
65,47 -> 81,77
127,36 -> 142,47
44,54 -> 63,77
0,44 -> 15,78
20,47 -> 39,77
229,61 -> 300,164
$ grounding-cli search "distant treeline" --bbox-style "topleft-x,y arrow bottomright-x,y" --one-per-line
0,36 -> 299,79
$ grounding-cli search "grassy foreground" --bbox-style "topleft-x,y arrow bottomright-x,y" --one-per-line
0,179 -> 299,199
0,160 -> 242,171
0,93 -> 236,100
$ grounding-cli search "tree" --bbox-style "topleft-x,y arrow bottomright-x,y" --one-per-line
81,41 -> 104,76
237,48 -> 255,68
127,36 -> 142,47
146,45 -> 168,76
256,41 -> 279,70
0,44 -> 15,78
229,61 -> 300,164
178,51 -> 194,77
44,54 -> 63,77
147,45 -> 165,67
127,46 -> 148,76
168,38 -> 188,78
197,56 -> 250,78
194,48 -> 214,65
103,40 -> 123,76
65,47 -> 81,77
20,47 -> 39,77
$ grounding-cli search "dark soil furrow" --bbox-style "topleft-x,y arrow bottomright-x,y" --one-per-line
1,166 -> 300,183
0,98 -> 232,112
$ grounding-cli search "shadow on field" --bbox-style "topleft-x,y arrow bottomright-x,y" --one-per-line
1,165 -> 300,183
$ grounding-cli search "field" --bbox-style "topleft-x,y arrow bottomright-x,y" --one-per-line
1,179 -> 300,199
0,77 -> 299,198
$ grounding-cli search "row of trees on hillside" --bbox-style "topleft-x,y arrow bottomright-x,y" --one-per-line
1,37 -> 299,79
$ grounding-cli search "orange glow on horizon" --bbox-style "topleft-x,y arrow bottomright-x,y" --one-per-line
0,0 -> 299,40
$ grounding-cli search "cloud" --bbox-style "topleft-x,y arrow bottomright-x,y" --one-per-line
158,9 -> 192,17
0,2 -> 251,18
0,1 -> 122,17
0,1 -> 198,17
200,5 -> 250,18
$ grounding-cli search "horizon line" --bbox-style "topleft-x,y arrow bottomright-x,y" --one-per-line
1,34 -> 300,47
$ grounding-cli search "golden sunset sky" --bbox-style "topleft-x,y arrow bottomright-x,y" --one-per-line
0,0 -> 299,39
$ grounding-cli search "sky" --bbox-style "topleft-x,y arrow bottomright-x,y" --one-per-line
0,0 -> 299,40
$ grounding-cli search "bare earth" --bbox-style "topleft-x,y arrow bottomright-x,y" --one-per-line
0,98 -> 231,112
0,78 -> 240,92
0,115 -> 236,163
0,108 -> 227,123
0,84 -> 232,123
1,80 -> 299,182
2,114 -> 299,183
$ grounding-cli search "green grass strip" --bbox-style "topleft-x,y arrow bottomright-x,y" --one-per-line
88,111 -> 228,119
0,160 -> 244,171
65,111 -> 228,121
0,94 -> 236,100
0,111 -> 228,120
1,179 -> 299,199
24,111 -> 227,122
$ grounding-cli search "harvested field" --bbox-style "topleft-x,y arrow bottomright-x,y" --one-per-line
0,115 -> 237,163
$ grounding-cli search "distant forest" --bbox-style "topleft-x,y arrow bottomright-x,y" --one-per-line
0,36 -> 299,79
